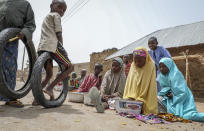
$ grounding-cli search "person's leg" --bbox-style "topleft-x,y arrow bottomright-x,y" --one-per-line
89,87 -> 104,113
41,59 -> 53,88
44,65 -> 73,99
32,59 -> 53,105
44,42 -> 73,99
0,40 -> 23,107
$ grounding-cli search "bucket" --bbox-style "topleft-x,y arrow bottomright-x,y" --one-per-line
67,92 -> 84,103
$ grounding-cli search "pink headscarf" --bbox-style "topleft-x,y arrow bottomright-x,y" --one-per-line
133,49 -> 146,57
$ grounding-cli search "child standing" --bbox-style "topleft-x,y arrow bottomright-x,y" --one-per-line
37,0 -> 73,100
0,0 -> 36,107
148,37 -> 171,92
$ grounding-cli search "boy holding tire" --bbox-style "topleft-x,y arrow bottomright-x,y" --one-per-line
36,0 -> 73,101
0,0 -> 36,107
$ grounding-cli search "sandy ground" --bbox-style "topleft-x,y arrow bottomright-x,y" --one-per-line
0,89 -> 204,131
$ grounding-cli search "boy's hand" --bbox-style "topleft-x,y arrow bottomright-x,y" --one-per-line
17,32 -> 25,40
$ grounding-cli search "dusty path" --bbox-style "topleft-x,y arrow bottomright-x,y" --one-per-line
0,92 -> 204,131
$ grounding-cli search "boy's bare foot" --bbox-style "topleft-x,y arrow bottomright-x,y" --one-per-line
43,88 -> 55,100
32,100 -> 39,106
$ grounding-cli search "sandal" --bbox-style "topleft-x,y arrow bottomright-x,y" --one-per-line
5,100 -> 24,108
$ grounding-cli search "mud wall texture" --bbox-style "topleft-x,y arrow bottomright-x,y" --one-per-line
90,48 -> 118,76
168,44 -> 204,98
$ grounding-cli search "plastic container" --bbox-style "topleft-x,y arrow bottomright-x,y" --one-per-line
67,92 -> 84,103
83,92 -> 94,106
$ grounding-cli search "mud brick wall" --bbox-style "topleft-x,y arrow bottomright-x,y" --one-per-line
90,48 -> 118,76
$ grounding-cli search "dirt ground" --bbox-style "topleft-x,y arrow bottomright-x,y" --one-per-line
0,91 -> 204,131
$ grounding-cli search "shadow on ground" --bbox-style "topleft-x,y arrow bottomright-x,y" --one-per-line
0,104 -> 83,119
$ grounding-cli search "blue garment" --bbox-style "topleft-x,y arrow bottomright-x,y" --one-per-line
148,46 -> 171,92
158,58 -> 204,122
0,40 -> 18,102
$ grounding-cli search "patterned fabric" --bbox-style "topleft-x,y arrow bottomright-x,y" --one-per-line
133,49 -> 146,57
124,62 -> 131,77
123,47 -> 158,115
0,40 -> 18,102
119,112 -> 169,124
158,113 -> 192,123
78,74 -> 101,92
159,58 -> 204,122
148,46 -> 171,93
53,42 -> 71,66
70,79 -> 79,89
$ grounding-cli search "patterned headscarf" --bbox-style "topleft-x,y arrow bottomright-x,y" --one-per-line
133,49 -> 147,57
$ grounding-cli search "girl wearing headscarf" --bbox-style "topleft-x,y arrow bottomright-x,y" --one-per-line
159,57 -> 204,122
123,47 -> 158,115
100,57 -> 126,99
89,57 -> 126,113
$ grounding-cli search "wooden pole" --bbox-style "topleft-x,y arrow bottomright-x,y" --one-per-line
20,47 -> 26,82
181,49 -> 192,90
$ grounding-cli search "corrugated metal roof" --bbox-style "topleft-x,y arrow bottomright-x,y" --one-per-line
106,21 -> 204,60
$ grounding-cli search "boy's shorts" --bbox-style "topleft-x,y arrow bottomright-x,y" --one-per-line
38,42 -> 71,69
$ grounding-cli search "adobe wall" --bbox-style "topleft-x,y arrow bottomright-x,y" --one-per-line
90,48 -> 118,76
168,44 -> 204,98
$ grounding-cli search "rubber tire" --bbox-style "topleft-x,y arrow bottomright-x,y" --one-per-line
0,28 -> 37,100
31,52 -> 69,108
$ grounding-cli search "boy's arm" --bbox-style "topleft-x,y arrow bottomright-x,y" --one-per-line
162,47 -> 171,58
54,13 -> 63,45
20,2 -> 36,41
56,32 -> 63,44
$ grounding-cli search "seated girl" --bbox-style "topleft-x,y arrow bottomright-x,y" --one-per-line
158,57 -> 204,122
89,57 -> 126,113
123,47 -> 158,115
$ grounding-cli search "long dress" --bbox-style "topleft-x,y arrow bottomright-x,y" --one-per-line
158,57 -> 204,122
123,47 -> 158,115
